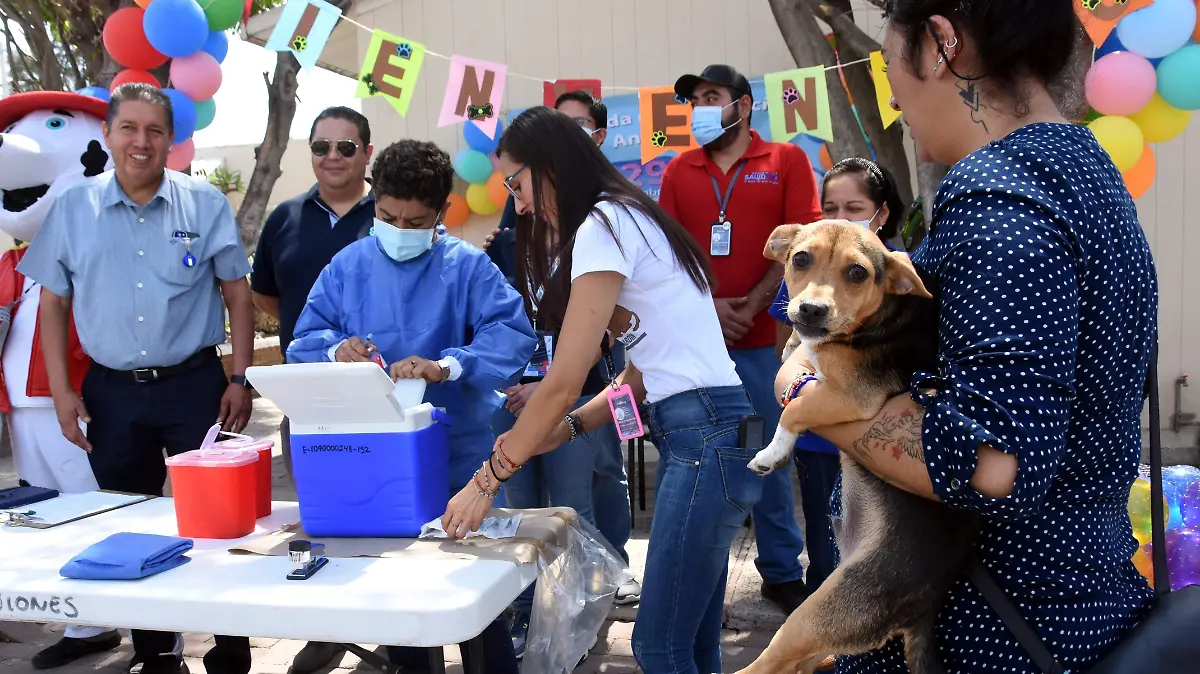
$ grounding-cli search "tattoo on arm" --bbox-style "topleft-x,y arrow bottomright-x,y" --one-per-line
849,407 -> 927,465
957,80 -> 988,132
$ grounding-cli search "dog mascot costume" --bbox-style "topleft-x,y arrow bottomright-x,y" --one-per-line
0,91 -> 122,666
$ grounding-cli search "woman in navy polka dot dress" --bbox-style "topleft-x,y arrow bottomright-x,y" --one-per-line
775,1 -> 1159,671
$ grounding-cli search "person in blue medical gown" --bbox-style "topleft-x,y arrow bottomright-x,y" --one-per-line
286,139 -> 536,674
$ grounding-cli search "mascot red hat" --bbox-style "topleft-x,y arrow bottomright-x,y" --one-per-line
0,91 -> 109,132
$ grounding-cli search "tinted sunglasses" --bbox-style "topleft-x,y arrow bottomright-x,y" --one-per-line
310,139 -> 359,158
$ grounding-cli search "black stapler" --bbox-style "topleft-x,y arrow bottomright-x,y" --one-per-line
287,540 -> 329,580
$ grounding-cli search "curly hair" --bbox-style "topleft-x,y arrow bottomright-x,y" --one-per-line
370,139 -> 454,209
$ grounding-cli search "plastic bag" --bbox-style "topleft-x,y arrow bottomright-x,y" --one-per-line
520,516 -> 632,674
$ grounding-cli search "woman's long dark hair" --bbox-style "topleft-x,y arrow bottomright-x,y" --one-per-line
822,157 -> 906,241
498,106 -> 713,329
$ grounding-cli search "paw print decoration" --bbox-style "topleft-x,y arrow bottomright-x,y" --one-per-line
291,35 -> 308,51
782,87 -> 800,105
396,43 -> 414,59
649,130 -> 668,148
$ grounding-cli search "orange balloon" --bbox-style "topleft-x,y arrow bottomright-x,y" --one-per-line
1194,0 -> 1200,44
134,0 -> 153,7
1122,142 -> 1156,201
1132,545 -> 1154,586
485,172 -> 509,209
443,194 -> 470,227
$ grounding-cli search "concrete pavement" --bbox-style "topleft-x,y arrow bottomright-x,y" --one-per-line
1,397 -> 808,673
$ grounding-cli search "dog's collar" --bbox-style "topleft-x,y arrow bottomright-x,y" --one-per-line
781,373 -> 818,406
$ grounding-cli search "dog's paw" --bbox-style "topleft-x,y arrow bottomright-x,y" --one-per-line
748,430 -> 798,476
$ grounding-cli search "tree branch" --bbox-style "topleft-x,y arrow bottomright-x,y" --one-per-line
808,0 -> 882,59
861,0 -> 886,10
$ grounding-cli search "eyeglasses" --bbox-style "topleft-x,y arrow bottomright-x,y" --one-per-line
503,165 -> 527,201
310,139 -> 359,158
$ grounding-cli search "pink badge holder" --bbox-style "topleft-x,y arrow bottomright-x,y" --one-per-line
606,384 -> 645,441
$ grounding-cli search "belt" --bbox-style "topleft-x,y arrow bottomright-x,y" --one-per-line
93,347 -> 218,383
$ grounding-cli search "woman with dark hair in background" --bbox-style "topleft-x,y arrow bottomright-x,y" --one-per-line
439,105 -> 766,674
768,156 -> 906,597
774,0 -> 1157,671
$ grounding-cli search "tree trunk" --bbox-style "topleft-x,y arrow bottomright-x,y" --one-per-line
235,50 -> 301,252
767,0 -> 872,161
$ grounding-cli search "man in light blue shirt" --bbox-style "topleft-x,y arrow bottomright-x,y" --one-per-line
18,82 -> 256,674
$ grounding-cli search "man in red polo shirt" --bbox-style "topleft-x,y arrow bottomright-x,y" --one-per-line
659,64 -> 824,615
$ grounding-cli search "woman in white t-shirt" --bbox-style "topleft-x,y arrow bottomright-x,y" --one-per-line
440,106 -> 766,674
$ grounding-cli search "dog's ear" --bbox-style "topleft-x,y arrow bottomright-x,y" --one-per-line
764,224 -> 802,262
883,250 -> 933,298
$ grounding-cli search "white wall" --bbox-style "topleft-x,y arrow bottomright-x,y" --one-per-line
194,141 -> 319,214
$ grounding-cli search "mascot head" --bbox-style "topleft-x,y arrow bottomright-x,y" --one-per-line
0,91 -> 113,244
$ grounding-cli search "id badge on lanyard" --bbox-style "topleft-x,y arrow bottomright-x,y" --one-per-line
600,337 -> 645,441
709,161 -> 747,257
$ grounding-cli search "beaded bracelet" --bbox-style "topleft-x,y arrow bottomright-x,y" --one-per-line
564,413 -> 584,443
489,453 -> 509,483
473,463 -> 498,499
781,374 -> 819,406
497,443 -> 523,472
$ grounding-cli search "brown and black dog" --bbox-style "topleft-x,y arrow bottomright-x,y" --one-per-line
740,220 -> 978,674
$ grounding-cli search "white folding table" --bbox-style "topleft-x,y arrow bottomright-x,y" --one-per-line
0,498 -> 537,673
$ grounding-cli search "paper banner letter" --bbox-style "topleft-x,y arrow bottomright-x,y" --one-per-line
869,51 -> 901,130
356,30 -> 426,117
763,66 -> 833,143
1075,0 -> 1154,47
543,79 -> 603,106
637,86 -> 698,164
264,0 -> 343,70
438,55 -> 508,139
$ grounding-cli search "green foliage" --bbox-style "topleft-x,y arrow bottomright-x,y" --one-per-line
196,166 -> 247,195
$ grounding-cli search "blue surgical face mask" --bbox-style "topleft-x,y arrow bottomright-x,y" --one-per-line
850,208 -> 881,230
690,101 -> 738,146
373,219 -> 435,262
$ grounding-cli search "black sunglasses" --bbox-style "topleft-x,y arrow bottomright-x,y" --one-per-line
310,139 -> 359,158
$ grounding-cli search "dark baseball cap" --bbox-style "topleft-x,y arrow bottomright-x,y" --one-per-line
673,65 -> 753,102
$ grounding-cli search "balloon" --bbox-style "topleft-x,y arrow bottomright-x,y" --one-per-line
203,0 -> 246,32
110,69 -> 161,90
1082,108 -> 1105,124
466,183 -> 499,216
76,86 -> 111,102
453,148 -> 494,185
102,8 -> 168,71
1095,28 -> 1164,67
1128,477 -> 1169,546
134,0 -> 153,6
1115,0 -> 1197,59
485,172 -> 509,209
1086,52 -> 1157,116
1182,478 -> 1200,528
1164,466 -> 1200,530
143,0 -> 209,58
1194,0 -> 1200,42
443,194 -> 470,227
1163,527 -> 1200,590
202,30 -> 229,63
1130,93 -> 1193,142
194,98 -> 216,131
1156,44 -> 1200,111
1087,116 -> 1145,172
1122,143 -> 1156,201
162,88 -> 197,144
463,118 -> 503,155
1132,544 -> 1154,585
170,52 -> 223,101
166,138 -> 195,171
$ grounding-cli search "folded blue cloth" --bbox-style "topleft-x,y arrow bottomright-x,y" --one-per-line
60,533 -> 194,580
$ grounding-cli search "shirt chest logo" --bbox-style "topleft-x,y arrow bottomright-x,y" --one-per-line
743,171 -> 780,185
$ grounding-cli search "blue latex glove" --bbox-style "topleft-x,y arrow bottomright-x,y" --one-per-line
60,533 -> 194,580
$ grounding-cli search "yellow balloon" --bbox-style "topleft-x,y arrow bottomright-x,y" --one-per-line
1087,116 -> 1144,172
1130,93 -> 1194,144
466,182 -> 498,216
1128,477 -> 1169,546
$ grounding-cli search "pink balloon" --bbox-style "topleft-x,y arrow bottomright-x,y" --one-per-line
1086,52 -> 1158,116
169,52 -> 223,102
167,138 -> 196,171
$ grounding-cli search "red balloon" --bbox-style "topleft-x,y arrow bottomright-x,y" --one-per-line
110,69 -> 161,91
103,8 -> 168,71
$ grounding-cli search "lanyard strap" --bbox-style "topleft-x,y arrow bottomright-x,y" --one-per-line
600,337 -> 618,388
710,161 -> 748,222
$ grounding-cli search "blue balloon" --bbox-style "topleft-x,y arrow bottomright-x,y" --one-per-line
1096,26 -> 1166,67
144,0 -> 209,58
163,88 -> 198,144
1115,0 -> 1196,60
202,30 -> 229,63
453,148 -> 494,184
1156,44 -> 1200,110
76,86 -> 111,102
463,119 -> 503,155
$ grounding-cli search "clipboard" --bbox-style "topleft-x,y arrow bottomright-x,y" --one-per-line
1,490 -> 154,529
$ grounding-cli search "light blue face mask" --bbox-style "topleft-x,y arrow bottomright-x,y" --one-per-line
690,101 -> 739,146
373,219 -> 435,262
850,208 -> 881,230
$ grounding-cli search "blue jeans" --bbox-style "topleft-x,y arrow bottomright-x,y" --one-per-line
631,386 -> 764,674
729,346 -> 806,585
491,394 -> 629,613
793,450 -> 840,590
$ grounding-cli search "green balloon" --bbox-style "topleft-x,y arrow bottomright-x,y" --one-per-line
204,0 -> 244,32
195,98 -> 217,131
1082,108 -> 1104,124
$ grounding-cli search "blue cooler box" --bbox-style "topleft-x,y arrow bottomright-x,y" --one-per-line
246,362 -> 451,537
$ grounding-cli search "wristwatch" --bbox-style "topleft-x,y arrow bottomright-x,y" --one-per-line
229,374 -> 253,390
438,363 -> 451,382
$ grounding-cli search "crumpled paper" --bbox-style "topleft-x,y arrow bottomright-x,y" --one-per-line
418,513 -> 523,540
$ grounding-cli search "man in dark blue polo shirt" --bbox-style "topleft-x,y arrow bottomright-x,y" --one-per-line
248,105 -> 375,674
